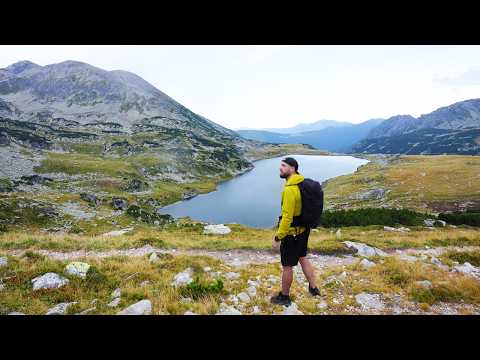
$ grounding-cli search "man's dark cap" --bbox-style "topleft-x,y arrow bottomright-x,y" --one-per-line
281,157 -> 299,173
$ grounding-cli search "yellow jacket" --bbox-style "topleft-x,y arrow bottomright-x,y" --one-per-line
276,172 -> 306,240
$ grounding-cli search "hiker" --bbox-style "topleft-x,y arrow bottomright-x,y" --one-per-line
270,157 -> 322,306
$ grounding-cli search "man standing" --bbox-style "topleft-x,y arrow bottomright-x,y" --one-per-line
270,157 -> 321,306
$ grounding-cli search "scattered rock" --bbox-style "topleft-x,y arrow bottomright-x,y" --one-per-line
282,302 -> 303,315
117,300 -> 152,315
355,293 -> 385,311
317,301 -> 328,310
65,262 -> 91,278
216,303 -> 242,315
21,175 -> 53,186
343,241 -> 387,257
184,311 -> 197,315
228,295 -> 239,305
360,258 -> 375,269
430,256 -> 444,267
237,292 -> 251,303
384,226 -> 411,232
203,224 -> 231,235
247,279 -> 260,287
335,229 -> 342,239
103,227 -> 134,237
424,219 -> 436,227
80,193 -> 100,206
149,252 -> 159,263
140,280 -> 151,287
46,302 -> 78,315
356,188 -> 387,200
32,273 -> 69,290
454,262 -> 480,277
415,280 -> 433,289
111,288 -> 121,299
225,272 -> 240,280
8,312 -> 25,315
252,306 -> 261,314
125,179 -> 149,192
0,256 -> 7,267
171,268 -> 194,287
203,267 -> 212,272
111,198 -> 128,211
247,286 -> 257,297
107,297 -> 121,308
76,307 -> 96,315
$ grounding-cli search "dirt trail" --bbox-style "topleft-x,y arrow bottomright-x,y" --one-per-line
4,245 -> 480,270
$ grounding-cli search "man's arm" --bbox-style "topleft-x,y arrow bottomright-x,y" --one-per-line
275,187 -> 295,241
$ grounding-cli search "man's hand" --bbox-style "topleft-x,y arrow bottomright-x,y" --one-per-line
272,236 -> 280,250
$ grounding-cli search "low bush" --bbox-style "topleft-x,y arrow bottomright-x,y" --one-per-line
179,278 -> 224,300
438,211 -> 480,227
319,208 -> 427,228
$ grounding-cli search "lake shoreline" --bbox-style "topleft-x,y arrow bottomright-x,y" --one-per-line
159,154 -> 369,226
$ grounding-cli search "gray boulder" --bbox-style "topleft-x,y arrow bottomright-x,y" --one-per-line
32,273 -> 69,290
343,241 -> 388,257
111,288 -> 121,299
112,198 -> 128,211
8,312 -> 25,315
107,297 -> 121,308
216,303 -> 242,315
171,268 -> 194,287
454,262 -> 480,277
111,198 -> 128,211
282,302 -> 303,315
360,258 -> 375,269
117,300 -> 152,315
80,193 -> 100,206
355,293 -> 385,311
65,262 -> 91,278
415,280 -> 433,289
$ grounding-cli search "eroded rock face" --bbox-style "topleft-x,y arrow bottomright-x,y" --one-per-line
343,241 -> 387,257
32,272 -> 69,290
117,300 -> 152,315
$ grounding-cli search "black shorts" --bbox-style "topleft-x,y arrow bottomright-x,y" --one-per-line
280,228 -> 311,267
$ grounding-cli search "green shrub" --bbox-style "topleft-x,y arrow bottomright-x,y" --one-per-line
438,211 -> 480,227
320,208 -> 427,228
442,251 -> 480,267
179,278 -> 224,300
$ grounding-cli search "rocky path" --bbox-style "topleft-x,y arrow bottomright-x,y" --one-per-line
4,245 -> 480,270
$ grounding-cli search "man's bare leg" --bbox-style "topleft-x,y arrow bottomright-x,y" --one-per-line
281,266 -> 293,296
299,256 -> 317,288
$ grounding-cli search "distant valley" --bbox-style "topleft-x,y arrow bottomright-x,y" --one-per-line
237,99 -> 480,155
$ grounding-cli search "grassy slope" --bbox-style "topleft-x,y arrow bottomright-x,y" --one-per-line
324,155 -> 480,212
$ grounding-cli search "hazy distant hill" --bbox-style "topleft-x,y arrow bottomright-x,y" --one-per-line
238,119 -> 384,152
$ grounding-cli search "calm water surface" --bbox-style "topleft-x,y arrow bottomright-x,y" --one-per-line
158,154 -> 368,228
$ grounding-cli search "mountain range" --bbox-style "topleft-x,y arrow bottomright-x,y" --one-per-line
0,60 -> 300,185
238,99 -> 480,155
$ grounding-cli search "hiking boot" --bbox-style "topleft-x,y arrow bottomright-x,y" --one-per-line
270,292 -> 292,306
308,286 -> 321,296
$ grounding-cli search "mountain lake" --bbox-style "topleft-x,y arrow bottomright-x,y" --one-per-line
158,154 -> 369,228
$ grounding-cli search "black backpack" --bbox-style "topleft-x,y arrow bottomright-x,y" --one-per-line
291,178 -> 324,228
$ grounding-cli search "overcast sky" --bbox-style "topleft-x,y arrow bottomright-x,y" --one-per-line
2,45 -> 480,129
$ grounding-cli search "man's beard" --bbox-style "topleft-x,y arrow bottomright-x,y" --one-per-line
279,172 -> 288,179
